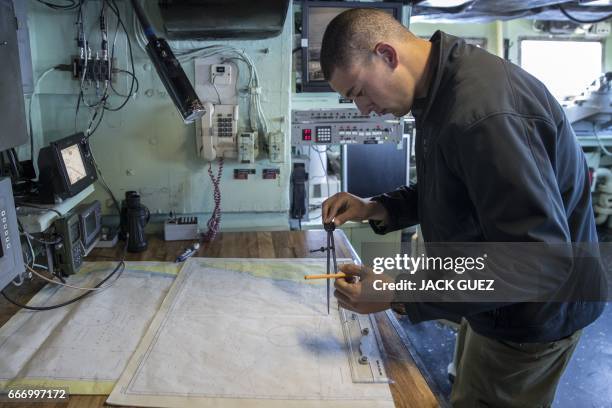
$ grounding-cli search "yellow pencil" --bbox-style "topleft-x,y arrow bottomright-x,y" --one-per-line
304,272 -> 346,280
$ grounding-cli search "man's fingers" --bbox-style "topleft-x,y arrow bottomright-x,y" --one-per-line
323,192 -> 366,226
322,195 -> 340,223
324,195 -> 348,224
334,277 -> 358,297
324,199 -> 343,224
339,263 -> 364,277
334,290 -> 355,308
333,213 -> 349,227
322,196 -> 335,223
332,204 -> 357,227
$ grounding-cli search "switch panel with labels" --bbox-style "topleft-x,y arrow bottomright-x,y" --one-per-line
291,108 -> 404,145
0,178 -> 25,290
238,132 -> 256,164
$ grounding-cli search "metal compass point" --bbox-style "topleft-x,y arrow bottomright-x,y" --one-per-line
323,222 -> 336,232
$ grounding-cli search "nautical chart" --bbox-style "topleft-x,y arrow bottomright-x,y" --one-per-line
107,258 -> 393,408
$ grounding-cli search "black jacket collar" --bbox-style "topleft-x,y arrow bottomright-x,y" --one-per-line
416,30 -> 464,122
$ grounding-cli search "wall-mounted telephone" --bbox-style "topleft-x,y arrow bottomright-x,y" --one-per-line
198,103 -> 239,161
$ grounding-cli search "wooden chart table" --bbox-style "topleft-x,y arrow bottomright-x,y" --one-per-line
0,231 -> 441,408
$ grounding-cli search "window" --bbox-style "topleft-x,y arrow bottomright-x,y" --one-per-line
519,39 -> 603,100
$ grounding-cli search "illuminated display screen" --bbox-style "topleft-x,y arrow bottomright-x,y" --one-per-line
60,144 -> 87,185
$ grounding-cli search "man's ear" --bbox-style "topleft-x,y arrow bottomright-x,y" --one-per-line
374,42 -> 399,69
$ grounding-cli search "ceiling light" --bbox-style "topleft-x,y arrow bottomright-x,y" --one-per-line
579,0 -> 612,6
418,0 -> 473,7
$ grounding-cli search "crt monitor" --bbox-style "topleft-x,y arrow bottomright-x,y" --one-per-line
342,137 -> 409,198
300,1 -> 403,92
37,133 -> 98,204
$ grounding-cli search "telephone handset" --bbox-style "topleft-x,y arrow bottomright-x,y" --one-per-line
200,102 -> 216,161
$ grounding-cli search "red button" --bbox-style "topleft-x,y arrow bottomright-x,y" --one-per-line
302,129 -> 312,141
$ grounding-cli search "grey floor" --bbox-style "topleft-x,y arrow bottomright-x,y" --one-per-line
395,304 -> 612,407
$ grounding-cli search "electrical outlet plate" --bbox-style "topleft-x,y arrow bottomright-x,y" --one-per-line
195,57 -> 239,106
211,64 -> 232,86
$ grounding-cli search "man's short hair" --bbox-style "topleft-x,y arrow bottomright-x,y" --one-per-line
320,8 -> 411,81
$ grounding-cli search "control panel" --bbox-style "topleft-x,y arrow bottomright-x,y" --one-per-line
164,216 -> 199,241
291,109 -> 403,145
52,211 -> 84,276
0,178 -> 25,290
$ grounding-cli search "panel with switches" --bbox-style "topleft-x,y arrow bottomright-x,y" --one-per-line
0,178 -> 25,290
291,108 -> 403,145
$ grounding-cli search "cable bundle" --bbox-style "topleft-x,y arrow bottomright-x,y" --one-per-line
71,0 -> 138,140
174,44 -> 268,138
202,158 -> 223,242
132,9 -> 269,138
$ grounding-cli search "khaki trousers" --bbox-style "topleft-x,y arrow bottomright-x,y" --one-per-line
450,319 -> 581,408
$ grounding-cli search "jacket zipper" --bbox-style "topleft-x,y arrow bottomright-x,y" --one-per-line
416,121 -> 426,236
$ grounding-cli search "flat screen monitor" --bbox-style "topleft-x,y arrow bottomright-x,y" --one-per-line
301,1 -> 403,92
343,137 -> 409,198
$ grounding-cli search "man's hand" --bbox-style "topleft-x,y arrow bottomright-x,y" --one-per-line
322,192 -> 389,227
334,263 -> 395,314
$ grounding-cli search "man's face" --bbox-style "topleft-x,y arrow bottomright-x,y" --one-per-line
328,54 -> 415,117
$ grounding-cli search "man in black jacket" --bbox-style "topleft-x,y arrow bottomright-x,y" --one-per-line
320,8 -> 605,407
